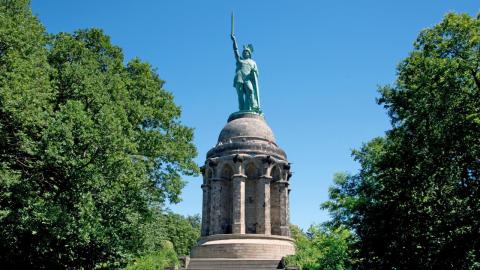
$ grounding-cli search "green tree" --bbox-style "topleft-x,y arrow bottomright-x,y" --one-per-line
127,211 -> 200,270
285,225 -> 352,270
0,0 -> 198,268
141,211 -> 200,257
323,13 -> 480,269
123,241 -> 178,270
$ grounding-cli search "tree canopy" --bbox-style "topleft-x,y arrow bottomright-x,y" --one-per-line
323,13 -> 480,269
285,225 -> 353,270
0,0 -> 198,268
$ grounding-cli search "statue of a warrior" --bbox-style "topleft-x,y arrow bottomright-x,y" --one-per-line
230,13 -> 260,112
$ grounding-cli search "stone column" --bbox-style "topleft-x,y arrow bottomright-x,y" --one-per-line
209,177 -> 222,235
232,174 -> 246,234
256,175 -> 272,235
288,188 -> 292,227
278,180 -> 290,237
200,183 -> 210,236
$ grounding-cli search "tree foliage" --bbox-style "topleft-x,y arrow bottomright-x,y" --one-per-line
323,13 -> 480,269
0,0 -> 198,268
141,211 -> 200,257
123,211 -> 200,270
285,225 -> 353,270
122,241 -> 178,270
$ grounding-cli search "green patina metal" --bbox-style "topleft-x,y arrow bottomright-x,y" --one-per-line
230,12 -> 262,115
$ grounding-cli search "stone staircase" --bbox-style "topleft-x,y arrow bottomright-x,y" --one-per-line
184,258 -> 283,269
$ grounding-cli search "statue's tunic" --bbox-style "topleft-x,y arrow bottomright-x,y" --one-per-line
233,58 -> 257,87
233,57 -> 260,111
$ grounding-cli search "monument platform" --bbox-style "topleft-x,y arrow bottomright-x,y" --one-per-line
191,234 -> 295,259
186,258 -> 283,270
187,112 -> 295,269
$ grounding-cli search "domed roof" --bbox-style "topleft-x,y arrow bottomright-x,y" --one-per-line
218,113 -> 276,144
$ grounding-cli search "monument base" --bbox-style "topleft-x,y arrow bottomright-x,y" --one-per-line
228,110 -> 263,122
190,234 -> 295,260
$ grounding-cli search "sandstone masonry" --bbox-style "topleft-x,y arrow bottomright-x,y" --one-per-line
188,112 -> 295,269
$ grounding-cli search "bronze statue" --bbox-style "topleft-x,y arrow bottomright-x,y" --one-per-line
230,13 -> 260,112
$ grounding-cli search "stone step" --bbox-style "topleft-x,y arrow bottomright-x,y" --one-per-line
186,258 -> 282,269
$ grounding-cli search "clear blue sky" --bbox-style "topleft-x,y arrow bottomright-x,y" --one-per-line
31,1 -> 478,229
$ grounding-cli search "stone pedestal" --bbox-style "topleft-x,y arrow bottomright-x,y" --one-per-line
191,112 -> 293,268
191,234 -> 295,260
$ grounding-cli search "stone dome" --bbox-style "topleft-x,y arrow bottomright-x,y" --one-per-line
218,113 -> 276,144
207,112 -> 286,160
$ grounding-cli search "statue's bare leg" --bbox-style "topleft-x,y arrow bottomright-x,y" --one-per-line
236,84 -> 245,111
245,82 -> 257,110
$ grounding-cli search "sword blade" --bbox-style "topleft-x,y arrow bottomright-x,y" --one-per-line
231,11 -> 234,35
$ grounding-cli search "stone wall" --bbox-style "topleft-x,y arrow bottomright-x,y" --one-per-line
201,154 -> 291,237
192,113 -> 295,262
